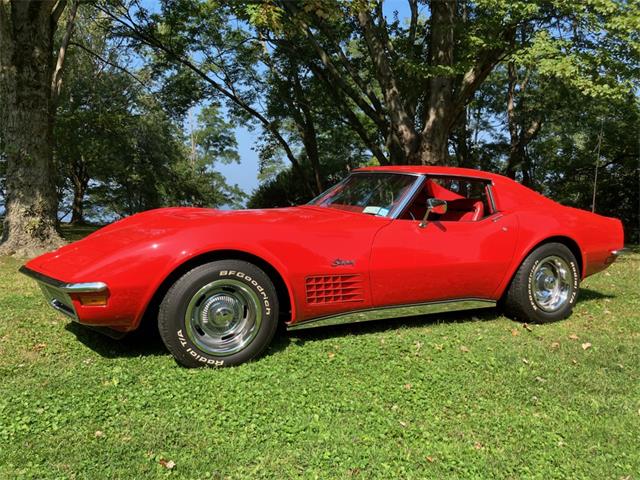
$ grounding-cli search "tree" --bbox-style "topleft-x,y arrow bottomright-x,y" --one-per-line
248,0 -> 639,167
54,27 -> 138,223
530,94 -> 640,243
96,0 -> 321,196
0,0 -> 78,255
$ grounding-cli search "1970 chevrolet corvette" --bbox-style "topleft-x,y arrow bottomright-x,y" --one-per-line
20,166 -> 625,367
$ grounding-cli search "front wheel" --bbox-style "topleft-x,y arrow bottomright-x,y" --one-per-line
501,243 -> 580,323
158,260 -> 279,367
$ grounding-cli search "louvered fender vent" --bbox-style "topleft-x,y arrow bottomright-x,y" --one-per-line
305,274 -> 365,304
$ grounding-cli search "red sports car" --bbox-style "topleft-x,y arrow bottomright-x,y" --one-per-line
20,166 -> 625,367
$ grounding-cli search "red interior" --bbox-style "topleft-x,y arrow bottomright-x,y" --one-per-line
401,179 -> 485,221
439,198 -> 484,221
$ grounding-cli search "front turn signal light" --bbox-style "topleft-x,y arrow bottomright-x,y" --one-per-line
73,292 -> 109,306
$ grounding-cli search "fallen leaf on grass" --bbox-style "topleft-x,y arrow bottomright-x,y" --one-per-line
159,459 -> 176,470
327,352 -> 336,359
569,334 -> 579,340
32,343 -> 47,352
399,421 -> 407,428
94,431 -> 104,438
460,345 -> 470,353
535,376 -> 546,383
473,442 -> 484,450
426,456 -> 435,463
551,342 -> 560,349
523,323 -> 533,332
433,344 -> 444,351
403,383 -> 412,390
581,342 -> 592,350
522,358 -> 529,364
511,329 -> 520,337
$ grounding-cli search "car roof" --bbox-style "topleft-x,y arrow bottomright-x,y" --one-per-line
353,165 -> 503,182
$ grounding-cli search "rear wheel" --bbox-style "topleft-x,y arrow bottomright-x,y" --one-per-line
501,243 -> 580,323
158,260 -> 278,367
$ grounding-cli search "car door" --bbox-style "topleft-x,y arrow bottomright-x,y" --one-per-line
369,182 -> 518,307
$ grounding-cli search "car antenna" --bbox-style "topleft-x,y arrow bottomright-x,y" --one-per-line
591,118 -> 605,213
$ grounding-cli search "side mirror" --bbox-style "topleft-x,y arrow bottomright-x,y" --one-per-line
419,198 -> 447,228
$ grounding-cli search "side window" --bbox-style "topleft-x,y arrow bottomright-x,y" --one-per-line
400,176 -> 494,222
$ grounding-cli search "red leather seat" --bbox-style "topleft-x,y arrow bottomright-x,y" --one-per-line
439,198 -> 484,221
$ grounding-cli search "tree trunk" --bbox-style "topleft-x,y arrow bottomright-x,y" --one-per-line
356,8 -> 420,164
418,0 -> 457,165
505,60 -> 542,184
505,61 -> 520,179
454,108 -> 473,168
70,167 -> 88,225
0,1 -> 64,255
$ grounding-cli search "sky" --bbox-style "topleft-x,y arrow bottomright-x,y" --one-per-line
217,125 -> 261,195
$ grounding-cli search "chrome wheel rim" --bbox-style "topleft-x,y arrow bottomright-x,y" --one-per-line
530,255 -> 573,312
185,279 -> 262,356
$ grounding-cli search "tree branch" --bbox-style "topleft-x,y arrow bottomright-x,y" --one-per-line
51,0 -> 78,105
357,6 -> 418,161
95,2 -> 311,187
69,40 -> 147,86
51,0 -> 67,27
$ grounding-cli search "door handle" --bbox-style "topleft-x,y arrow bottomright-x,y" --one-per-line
491,214 -> 504,223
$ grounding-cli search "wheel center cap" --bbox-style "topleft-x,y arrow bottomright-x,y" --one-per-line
544,276 -> 556,288
212,306 -> 234,326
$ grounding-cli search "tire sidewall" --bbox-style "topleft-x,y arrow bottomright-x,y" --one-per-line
523,244 -> 579,323
159,260 -> 278,367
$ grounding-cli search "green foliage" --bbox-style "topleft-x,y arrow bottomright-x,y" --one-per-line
532,94 -> 640,242
1,234 -> 639,478
53,7 -> 243,222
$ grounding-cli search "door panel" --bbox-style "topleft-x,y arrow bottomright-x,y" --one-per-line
369,214 -> 518,307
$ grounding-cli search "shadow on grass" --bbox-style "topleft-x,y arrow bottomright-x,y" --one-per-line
65,322 -> 167,359
277,287 -> 615,350
64,287 -> 614,360
577,287 -> 615,303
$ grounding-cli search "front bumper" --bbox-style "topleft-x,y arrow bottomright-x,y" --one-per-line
19,266 -> 108,321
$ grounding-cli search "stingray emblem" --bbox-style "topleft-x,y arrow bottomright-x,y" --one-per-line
332,258 -> 355,267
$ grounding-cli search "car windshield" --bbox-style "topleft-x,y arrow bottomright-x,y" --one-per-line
309,172 -> 418,217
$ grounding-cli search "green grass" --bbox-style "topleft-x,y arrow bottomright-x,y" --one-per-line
1,231 -> 638,479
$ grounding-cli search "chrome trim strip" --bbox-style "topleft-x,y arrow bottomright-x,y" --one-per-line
486,184 -> 498,213
611,248 -> 628,256
287,298 -> 496,331
19,266 -> 107,293
63,282 -> 109,293
390,175 -> 426,219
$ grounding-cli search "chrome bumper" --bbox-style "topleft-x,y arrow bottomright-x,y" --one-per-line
611,248 -> 629,256
19,266 -> 107,321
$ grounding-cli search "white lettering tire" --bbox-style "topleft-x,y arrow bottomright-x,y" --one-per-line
158,260 -> 279,367
501,243 -> 580,324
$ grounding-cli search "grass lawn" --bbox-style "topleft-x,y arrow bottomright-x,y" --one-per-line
0,228 -> 638,479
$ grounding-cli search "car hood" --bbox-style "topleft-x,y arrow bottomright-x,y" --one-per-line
24,206 -> 376,282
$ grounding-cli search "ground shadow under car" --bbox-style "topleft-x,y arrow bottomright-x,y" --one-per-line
65,287 -> 614,360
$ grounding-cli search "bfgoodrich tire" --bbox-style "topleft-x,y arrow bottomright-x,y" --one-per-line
501,243 -> 580,324
158,260 -> 279,367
